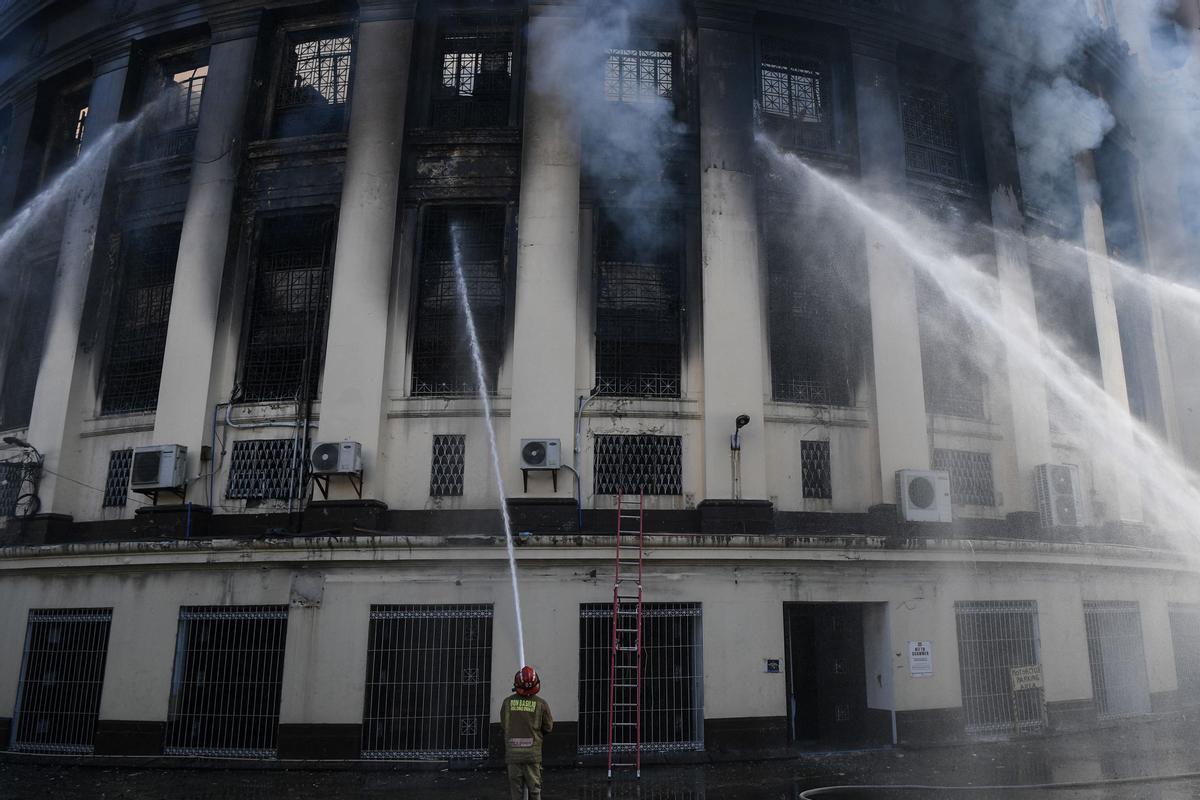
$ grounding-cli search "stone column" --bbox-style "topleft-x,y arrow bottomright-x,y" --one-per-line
152,10 -> 260,493
316,1 -> 415,501
507,2 -> 582,510
851,33 -> 932,502
26,49 -> 131,515
978,90 -> 1052,513
1076,151 -> 1142,522
695,7 -> 770,527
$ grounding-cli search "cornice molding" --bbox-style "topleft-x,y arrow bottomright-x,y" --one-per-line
358,0 -> 417,24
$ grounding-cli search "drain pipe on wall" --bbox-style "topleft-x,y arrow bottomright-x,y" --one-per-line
572,388 -> 600,530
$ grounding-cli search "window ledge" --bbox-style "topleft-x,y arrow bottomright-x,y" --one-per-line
228,401 -> 320,425
583,397 -> 701,421
928,413 -> 1002,440
247,133 -> 348,159
388,395 -> 511,419
764,402 -> 870,428
80,412 -> 155,438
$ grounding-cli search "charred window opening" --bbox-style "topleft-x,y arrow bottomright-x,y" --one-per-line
432,14 -> 514,129
411,205 -> 507,396
578,603 -> 703,754
101,223 -> 180,415
272,32 -> 352,138
164,606 -> 288,757
140,50 -> 208,160
430,434 -> 466,497
361,605 -> 494,759
1084,601 -> 1151,719
226,438 -> 306,501
11,608 -> 113,754
759,38 -> 833,153
932,448 -> 996,507
605,42 -> 673,105
595,208 -> 682,398
593,434 -> 683,496
800,440 -> 832,500
0,258 -> 55,430
955,601 -> 1044,735
240,212 -> 336,403
899,58 -> 968,185
917,276 -> 988,419
42,83 -> 90,181
102,448 -> 133,508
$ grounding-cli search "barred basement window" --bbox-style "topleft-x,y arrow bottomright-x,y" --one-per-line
595,208 -> 682,398
141,52 -> 207,160
800,440 -> 832,500
0,461 -> 21,517
594,434 -> 682,496
759,39 -> 833,153
164,606 -> 289,757
430,434 -> 466,497
918,278 -> 987,419
361,605 -> 494,759
1169,604 -> 1200,705
433,14 -> 513,129
932,448 -> 995,507
101,224 -> 180,414
273,32 -> 352,138
1084,601 -> 1151,719
605,43 -> 673,104
11,608 -> 113,754
0,258 -> 55,430
954,600 -> 1043,735
102,448 -> 133,508
579,603 -> 703,754
226,438 -> 306,500
900,79 -> 964,182
240,213 -> 336,402
412,206 -> 507,396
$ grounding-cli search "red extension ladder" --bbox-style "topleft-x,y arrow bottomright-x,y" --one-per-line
607,492 -> 645,779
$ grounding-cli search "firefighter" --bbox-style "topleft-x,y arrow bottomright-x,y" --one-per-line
501,665 -> 554,800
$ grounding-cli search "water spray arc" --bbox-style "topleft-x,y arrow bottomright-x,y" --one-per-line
448,220 -> 527,669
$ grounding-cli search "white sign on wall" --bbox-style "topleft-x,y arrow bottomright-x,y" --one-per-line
908,640 -> 933,677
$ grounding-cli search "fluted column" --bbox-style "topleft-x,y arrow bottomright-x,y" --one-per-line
851,33 -> 932,502
26,50 -> 130,514
978,90 -> 1052,512
315,1 -> 415,500
507,1 -> 582,500
696,8 -> 768,504
152,10 -> 260,492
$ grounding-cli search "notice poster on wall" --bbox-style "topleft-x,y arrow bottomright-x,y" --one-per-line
908,640 -> 933,677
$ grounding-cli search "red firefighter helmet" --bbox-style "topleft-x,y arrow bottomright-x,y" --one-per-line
513,665 -> 541,696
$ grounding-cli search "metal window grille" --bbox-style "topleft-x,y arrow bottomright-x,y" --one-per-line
433,15 -> 513,129
595,209 -> 682,398
1169,604 -> 1200,705
361,605 -> 494,759
761,41 -> 822,122
0,461 -> 21,517
102,448 -> 133,508
412,206 -> 507,396
954,601 -> 1043,735
142,59 -> 207,160
164,606 -> 289,757
605,45 -> 673,104
579,603 -> 703,754
900,81 -> 964,182
101,224 -> 180,414
0,260 -> 55,430
932,449 -> 995,507
594,434 -> 683,496
273,33 -> 352,137
1084,601 -> 1150,719
430,434 -> 466,497
10,608 -> 113,754
241,213 -> 335,403
918,278 -> 987,419
226,439 -> 306,500
800,440 -> 832,500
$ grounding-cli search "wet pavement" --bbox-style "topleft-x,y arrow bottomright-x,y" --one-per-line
5,718 -> 1200,799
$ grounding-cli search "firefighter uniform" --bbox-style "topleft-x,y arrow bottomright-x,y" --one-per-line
501,692 -> 554,800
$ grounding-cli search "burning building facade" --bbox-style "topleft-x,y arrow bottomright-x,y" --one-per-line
0,0 -> 1199,762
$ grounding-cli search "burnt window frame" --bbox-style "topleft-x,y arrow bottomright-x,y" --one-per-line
265,21 -> 356,140
593,206 -> 685,399
599,25 -> 684,124
135,43 -> 210,161
428,10 -> 518,130
99,222 -> 182,415
409,203 -> 512,397
38,78 -> 91,186
897,51 -> 986,190
235,209 -> 338,404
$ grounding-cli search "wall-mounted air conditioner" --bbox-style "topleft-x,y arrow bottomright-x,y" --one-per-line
520,439 -> 561,470
1035,463 -> 1083,527
311,441 -> 363,475
896,469 -> 952,523
130,445 -> 187,491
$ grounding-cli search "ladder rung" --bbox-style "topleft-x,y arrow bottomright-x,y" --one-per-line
616,628 -> 638,633
613,722 -> 637,727
614,702 -> 637,707
614,683 -> 638,688
614,664 -> 637,669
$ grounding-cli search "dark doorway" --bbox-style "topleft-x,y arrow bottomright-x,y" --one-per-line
784,603 -> 887,748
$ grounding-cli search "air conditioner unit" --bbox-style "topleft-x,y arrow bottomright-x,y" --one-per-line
130,445 -> 187,491
520,438 -> 561,470
311,441 -> 363,475
896,469 -> 952,523
1035,463 -> 1083,528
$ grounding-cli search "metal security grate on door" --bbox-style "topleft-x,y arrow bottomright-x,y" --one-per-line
1084,601 -> 1150,719
579,602 -> 703,754
361,605 -> 493,759
954,601 -> 1044,736
10,608 -> 113,754
1169,604 -> 1200,705
164,606 -> 288,757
